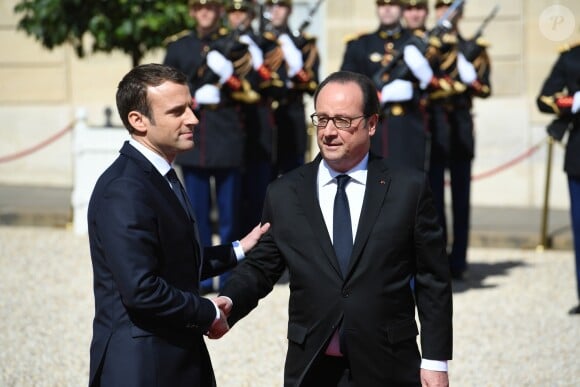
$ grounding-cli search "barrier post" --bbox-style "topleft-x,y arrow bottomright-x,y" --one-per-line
537,136 -> 554,252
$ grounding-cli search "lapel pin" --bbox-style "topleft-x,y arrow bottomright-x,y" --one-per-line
379,180 -> 386,185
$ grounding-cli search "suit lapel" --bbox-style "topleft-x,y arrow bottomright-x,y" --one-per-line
120,141 -> 202,263
296,156 -> 343,278
348,156 -> 391,276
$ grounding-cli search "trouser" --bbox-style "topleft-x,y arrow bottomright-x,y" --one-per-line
569,175 -> 580,300
182,166 -> 241,290
429,158 -> 472,275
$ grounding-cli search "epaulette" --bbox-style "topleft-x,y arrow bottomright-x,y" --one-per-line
413,29 -> 427,39
558,41 -> 580,53
475,37 -> 490,47
343,31 -> 366,44
163,29 -> 190,46
262,31 -> 278,42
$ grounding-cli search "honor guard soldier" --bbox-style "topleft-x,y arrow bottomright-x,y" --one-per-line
223,0 -> 281,235
402,0 -> 428,31
401,0 -> 456,174
263,0 -> 320,176
537,41 -> 580,314
340,0 -> 436,172
163,0 -> 244,293
428,0 -> 491,280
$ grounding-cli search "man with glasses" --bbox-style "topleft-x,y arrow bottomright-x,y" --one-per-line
220,71 -> 453,386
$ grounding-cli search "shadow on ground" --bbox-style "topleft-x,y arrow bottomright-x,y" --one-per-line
451,259 -> 528,293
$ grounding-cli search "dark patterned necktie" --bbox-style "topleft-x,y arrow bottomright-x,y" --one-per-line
333,174 -> 352,276
166,169 -> 194,220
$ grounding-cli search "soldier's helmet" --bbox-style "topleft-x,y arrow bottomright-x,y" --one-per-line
375,0 -> 404,5
402,0 -> 428,8
265,0 -> 292,6
225,0 -> 255,12
188,0 -> 223,6
434,0 -> 453,7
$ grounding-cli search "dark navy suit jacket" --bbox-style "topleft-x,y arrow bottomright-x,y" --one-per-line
88,141 -> 237,387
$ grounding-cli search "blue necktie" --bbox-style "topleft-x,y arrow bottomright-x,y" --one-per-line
333,174 -> 352,276
166,169 -> 194,220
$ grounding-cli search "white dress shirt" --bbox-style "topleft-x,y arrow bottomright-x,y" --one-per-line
316,154 -> 448,372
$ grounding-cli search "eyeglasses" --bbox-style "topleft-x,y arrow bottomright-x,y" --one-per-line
310,114 -> 366,129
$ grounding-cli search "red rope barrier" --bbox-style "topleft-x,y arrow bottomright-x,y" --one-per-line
445,137 -> 546,185
471,140 -> 544,181
0,121 -> 75,164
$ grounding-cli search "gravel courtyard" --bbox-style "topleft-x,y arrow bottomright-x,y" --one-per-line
0,226 -> 578,386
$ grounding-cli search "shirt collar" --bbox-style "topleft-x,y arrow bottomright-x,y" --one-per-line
319,154 -> 369,186
129,138 -> 173,176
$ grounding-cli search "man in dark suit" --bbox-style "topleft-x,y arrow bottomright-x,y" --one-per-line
220,71 -> 453,386
87,63 -> 268,387
537,41 -> 580,314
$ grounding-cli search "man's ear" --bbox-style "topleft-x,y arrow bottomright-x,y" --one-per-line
367,113 -> 378,137
128,111 -> 147,135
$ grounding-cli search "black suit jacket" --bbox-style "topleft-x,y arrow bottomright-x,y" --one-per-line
88,142 -> 237,387
221,153 -> 453,386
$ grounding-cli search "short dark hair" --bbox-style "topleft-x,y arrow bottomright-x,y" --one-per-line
116,63 -> 188,133
313,71 -> 380,118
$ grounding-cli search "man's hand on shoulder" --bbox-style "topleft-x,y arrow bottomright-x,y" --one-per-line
240,222 -> 271,253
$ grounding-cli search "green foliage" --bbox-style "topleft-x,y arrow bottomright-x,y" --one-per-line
14,0 -> 195,67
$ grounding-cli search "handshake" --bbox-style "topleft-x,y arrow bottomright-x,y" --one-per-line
207,296 -> 233,339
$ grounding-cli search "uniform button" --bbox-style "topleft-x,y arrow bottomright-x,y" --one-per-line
342,288 -> 351,297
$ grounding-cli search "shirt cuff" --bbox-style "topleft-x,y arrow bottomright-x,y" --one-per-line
420,359 -> 448,372
232,240 -> 245,261
210,300 -> 220,321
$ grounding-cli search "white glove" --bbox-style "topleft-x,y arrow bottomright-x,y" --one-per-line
457,52 -> 477,85
380,79 -> 414,103
403,45 -> 433,90
206,50 -> 234,85
194,84 -> 221,105
572,91 -> 580,114
278,33 -> 304,77
239,34 -> 264,70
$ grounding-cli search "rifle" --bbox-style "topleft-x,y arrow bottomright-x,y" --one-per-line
259,0 -> 324,45
462,4 -> 499,61
371,0 -> 465,89
294,0 -> 325,37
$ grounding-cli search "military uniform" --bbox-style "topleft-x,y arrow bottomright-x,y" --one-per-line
340,20 -> 430,171
264,0 -> 320,175
164,0 -> 243,292
537,42 -> 580,313
223,0 -> 284,234
427,8 -> 492,278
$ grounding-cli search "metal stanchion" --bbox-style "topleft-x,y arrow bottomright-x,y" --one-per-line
537,136 -> 554,252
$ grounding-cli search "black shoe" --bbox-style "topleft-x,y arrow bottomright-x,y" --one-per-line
568,304 -> 580,315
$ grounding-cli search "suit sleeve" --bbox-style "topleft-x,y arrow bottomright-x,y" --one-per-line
201,245 -> 238,280
95,177 -> 216,333
413,175 -> 453,360
219,188 -> 287,326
